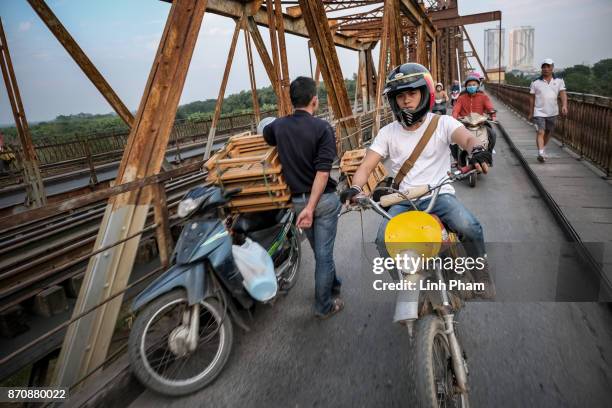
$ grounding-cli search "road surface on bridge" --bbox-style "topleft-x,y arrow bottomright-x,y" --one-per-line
129,125 -> 612,407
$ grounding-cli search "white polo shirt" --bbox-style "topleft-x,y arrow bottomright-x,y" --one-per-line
530,76 -> 566,117
369,113 -> 462,196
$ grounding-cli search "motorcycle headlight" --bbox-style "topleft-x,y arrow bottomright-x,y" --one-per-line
177,196 -> 204,218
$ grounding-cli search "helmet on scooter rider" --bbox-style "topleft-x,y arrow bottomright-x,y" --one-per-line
463,75 -> 481,89
383,63 -> 435,127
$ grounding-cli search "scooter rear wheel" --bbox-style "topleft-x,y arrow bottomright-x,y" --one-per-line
128,290 -> 233,396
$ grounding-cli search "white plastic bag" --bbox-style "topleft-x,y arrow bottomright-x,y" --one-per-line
232,238 -> 277,301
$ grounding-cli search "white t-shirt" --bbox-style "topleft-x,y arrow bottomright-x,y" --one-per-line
530,76 -> 566,117
369,113 -> 463,196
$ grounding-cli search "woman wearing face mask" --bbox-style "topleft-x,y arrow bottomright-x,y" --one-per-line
432,83 -> 448,115
452,75 -> 496,121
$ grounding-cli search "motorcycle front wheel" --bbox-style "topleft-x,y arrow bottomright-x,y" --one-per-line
415,315 -> 468,408
468,173 -> 477,188
128,290 -> 233,396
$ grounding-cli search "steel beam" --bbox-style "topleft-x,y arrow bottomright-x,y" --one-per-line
163,0 -> 364,50
433,11 -> 501,30
399,0 -> 436,39
461,26 -> 488,81
274,0 -> 292,115
245,16 -> 283,103
244,26 -> 261,124
430,34 -> 439,82
52,0 -> 208,388
0,18 -> 46,207
27,0 -> 134,127
387,0 -> 404,68
365,48 -> 377,107
358,50 -> 369,111
204,15 -> 243,159
298,0 -> 359,151
373,2 -> 390,135
416,23 -> 428,66
427,6 -> 459,21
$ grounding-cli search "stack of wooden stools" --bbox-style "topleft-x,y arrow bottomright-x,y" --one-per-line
205,132 -> 291,213
339,148 -> 388,195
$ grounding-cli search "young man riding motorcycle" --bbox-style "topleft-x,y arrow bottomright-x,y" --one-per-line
339,63 -> 496,299
452,75 -> 496,121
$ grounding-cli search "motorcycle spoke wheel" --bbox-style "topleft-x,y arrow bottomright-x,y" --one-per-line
129,291 -> 233,396
415,315 -> 467,408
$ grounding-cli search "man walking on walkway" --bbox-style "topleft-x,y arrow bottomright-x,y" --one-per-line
528,58 -> 568,163
263,76 -> 344,319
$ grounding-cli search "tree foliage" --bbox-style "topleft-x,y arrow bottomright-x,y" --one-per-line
1,77 -> 357,145
505,58 -> 612,97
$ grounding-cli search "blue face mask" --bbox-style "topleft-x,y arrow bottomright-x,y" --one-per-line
466,85 -> 478,94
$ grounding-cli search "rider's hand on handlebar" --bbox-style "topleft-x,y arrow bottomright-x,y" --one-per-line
469,146 -> 492,174
339,186 -> 362,205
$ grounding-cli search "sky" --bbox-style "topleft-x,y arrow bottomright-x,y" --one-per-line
0,0 -> 611,124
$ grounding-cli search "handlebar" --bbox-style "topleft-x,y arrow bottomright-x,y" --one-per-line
343,167 -> 477,219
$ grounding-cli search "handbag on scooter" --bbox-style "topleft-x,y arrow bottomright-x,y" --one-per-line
374,115 -> 441,209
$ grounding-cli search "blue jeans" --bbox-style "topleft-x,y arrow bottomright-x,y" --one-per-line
292,192 -> 342,315
375,193 -> 486,259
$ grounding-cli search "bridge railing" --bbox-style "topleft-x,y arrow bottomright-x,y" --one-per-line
0,110 -> 277,188
487,83 -> 612,176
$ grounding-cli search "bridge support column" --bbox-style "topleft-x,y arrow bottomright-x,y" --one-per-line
245,17 -> 283,109
52,0 -> 208,388
244,24 -> 261,125
204,14 -> 243,159
0,18 -> 46,208
298,0 -> 359,153
373,1 -> 391,136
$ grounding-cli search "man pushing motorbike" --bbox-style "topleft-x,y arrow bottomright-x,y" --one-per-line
340,63 -> 496,299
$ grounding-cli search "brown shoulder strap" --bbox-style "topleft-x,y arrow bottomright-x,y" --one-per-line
392,114 -> 441,190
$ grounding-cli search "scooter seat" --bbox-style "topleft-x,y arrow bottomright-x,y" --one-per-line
233,209 -> 286,234
246,224 -> 283,252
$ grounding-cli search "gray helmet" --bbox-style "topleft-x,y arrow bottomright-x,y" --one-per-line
464,75 -> 480,88
257,116 -> 276,135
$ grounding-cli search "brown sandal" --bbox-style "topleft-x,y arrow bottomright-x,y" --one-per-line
316,298 -> 344,320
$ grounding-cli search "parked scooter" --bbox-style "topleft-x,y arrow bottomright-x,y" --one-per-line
128,185 -> 301,396
453,112 -> 497,187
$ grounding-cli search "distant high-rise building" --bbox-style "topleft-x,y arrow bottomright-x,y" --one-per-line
484,28 -> 505,70
509,26 -> 535,71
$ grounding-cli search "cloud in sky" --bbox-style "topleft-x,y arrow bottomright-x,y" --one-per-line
18,21 -> 32,32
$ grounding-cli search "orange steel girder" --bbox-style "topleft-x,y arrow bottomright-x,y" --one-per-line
298,0 -> 360,151
0,18 -> 46,207
53,0 -> 208,388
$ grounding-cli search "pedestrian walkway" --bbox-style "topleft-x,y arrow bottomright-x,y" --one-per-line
489,93 -> 612,283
